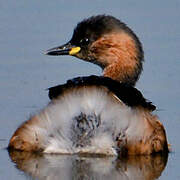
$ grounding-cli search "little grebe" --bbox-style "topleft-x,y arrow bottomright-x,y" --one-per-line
8,15 -> 168,155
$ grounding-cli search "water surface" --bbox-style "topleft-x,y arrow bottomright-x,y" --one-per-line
0,0 -> 180,179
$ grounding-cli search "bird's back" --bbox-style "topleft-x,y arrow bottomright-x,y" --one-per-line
8,76 -> 168,155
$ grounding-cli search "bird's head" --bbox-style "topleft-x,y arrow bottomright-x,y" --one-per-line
46,15 -> 144,85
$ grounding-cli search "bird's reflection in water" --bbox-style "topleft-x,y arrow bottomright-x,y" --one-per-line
9,150 -> 168,180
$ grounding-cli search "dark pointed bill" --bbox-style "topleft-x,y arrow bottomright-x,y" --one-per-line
45,43 -> 81,56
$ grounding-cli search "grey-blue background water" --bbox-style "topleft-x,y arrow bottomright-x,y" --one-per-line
0,0 -> 179,179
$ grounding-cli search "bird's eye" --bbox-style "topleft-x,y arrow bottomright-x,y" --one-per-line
80,38 -> 89,45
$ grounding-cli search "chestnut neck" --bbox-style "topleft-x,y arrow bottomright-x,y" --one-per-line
89,32 -> 143,86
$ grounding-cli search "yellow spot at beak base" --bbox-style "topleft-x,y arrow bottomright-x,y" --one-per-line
69,47 -> 81,55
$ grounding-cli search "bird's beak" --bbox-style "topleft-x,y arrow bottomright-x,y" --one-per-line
45,42 -> 81,56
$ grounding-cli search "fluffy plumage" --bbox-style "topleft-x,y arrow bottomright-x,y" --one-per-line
9,84 -> 168,155
8,15 -> 168,155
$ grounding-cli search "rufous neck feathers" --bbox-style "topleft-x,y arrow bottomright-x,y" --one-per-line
89,32 -> 143,86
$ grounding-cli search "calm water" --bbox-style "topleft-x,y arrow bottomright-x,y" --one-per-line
0,0 -> 180,179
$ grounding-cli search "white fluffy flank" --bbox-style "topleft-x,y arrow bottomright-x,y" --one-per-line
23,86 -> 147,155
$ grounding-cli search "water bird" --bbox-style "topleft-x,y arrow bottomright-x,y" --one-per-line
8,15 -> 168,155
